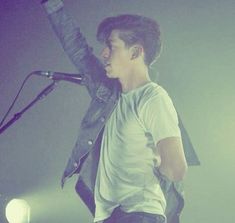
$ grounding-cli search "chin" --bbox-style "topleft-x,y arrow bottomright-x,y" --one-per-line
106,72 -> 116,79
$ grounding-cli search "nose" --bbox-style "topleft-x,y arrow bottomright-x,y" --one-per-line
100,46 -> 110,60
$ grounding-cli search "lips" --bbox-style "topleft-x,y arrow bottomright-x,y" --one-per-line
104,63 -> 110,67
104,63 -> 111,70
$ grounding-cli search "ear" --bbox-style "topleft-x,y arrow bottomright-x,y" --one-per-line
130,45 -> 143,60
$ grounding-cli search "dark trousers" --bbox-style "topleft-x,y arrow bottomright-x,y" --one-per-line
103,207 -> 166,223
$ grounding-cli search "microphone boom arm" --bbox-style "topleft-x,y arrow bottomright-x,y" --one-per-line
0,81 -> 58,135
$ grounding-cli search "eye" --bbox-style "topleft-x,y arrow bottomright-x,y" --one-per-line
106,40 -> 115,51
105,40 -> 111,49
107,43 -> 113,50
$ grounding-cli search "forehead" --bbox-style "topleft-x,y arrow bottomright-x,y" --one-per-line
108,30 -> 124,44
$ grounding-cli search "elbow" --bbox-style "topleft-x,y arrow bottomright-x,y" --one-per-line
159,162 -> 188,182
171,163 -> 188,182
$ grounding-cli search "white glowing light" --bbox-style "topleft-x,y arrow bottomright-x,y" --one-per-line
5,199 -> 30,223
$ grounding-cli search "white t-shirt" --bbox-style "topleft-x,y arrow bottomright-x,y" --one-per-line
94,82 -> 181,222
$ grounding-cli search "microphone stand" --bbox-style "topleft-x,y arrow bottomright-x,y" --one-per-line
0,81 -> 58,135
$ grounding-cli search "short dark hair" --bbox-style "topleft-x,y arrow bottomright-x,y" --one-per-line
97,14 -> 161,66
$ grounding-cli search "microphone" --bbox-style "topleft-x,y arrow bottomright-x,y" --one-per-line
33,71 -> 84,84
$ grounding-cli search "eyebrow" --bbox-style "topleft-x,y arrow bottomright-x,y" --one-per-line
107,39 -> 114,44
105,39 -> 115,48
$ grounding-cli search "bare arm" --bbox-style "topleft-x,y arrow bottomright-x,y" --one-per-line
157,136 -> 188,182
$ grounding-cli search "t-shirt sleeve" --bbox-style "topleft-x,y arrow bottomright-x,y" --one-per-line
140,91 -> 181,145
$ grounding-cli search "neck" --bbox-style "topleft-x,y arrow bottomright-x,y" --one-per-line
119,65 -> 151,93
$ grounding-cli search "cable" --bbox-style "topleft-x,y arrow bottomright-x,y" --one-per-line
0,73 -> 34,127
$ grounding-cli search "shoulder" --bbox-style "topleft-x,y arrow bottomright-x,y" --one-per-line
140,82 -> 173,107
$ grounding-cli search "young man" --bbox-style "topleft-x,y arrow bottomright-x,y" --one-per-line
42,1 -> 198,223
94,15 -> 187,223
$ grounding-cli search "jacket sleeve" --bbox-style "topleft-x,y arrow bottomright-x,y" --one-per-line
42,0 -> 107,98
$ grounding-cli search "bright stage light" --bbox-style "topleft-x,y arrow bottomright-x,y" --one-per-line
5,199 -> 30,223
